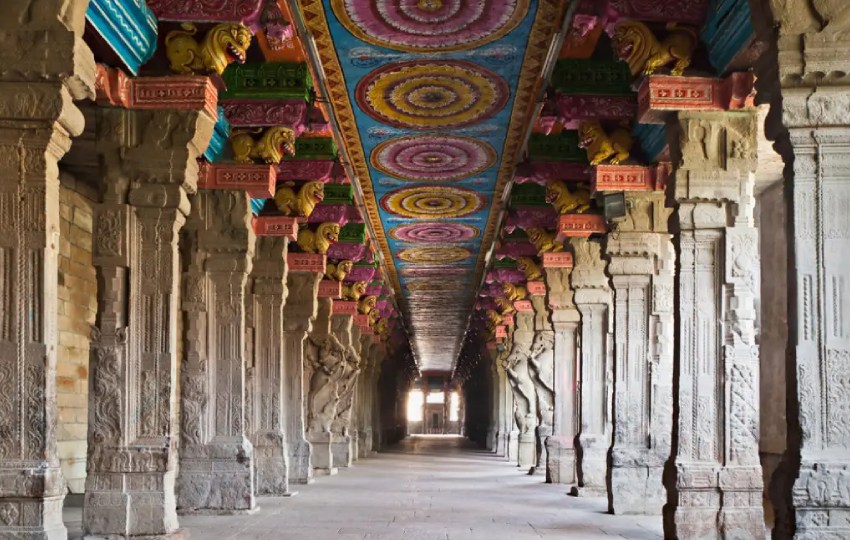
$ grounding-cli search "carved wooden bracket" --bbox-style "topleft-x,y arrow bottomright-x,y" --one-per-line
253,216 -> 298,240
318,279 -> 342,298
332,301 -> 358,316
514,300 -> 533,313
542,252 -> 574,268
94,64 -> 217,117
198,161 -> 276,198
286,252 -> 325,273
556,214 -> 607,240
503,313 -> 515,327
637,72 -> 756,124
527,281 -> 547,295
592,163 -> 670,192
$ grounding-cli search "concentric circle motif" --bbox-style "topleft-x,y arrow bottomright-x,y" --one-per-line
380,185 -> 486,219
389,222 -> 479,243
400,266 -> 467,277
371,135 -> 496,181
405,279 -> 466,292
356,60 -> 509,130
397,246 -> 472,264
331,0 -> 529,53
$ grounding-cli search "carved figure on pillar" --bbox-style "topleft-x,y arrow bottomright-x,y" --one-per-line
528,296 -> 555,476
502,311 -> 538,471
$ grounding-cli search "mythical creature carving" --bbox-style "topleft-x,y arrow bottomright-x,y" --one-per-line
374,319 -> 390,339
274,181 -> 325,218
231,127 -> 296,164
495,296 -> 515,314
526,227 -> 564,254
486,309 -> 503,330
367,308 -> 381,326
297,222 -> 340,254
502,341 -> 537,436
502,282 -> 527,302
611,20 -> 697,77
343,281 -> 368,301
326,260 -> 354,281
165,22 -> 251,75
546,180 -> 592,214
306,336 -> 346,434
516,256 -> 543,281
331,351 -> 361,435
358,295 -> 378,315
578,120 -> 633,166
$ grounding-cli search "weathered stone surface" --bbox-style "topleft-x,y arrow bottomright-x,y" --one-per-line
330,314 -> 361,468
528,296 -> 554,475
502,312 -> 538,471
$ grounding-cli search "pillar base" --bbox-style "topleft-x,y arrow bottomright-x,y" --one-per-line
253,432 -> 290,496
507,431 -> 519,462
517,433 -> 536,471
570,485 -> 607,498
575,433 -> 608,496
545,436 -> 576,484
486,428 -> 497,452
495,431 -> 507,457
357,430 -> 373,458
287,439 -> 314,485
331,435 -> 353,468
307,433 -> 334,472
84,529 -> 190,540
535,426 -> 551,475
312,467 -> 339,477
177,438 -> 256,514
609,462 -> 664,514
0,465 -> 66,540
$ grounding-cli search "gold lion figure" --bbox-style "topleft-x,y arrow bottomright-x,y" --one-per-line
358,295 -> 378,315
546,180 -> 593,214
495,297 -> 515,315
526,227 -> 564,254
501,282 -> 527,302
274,181 -> 325,218
578,120 -> 633,166
165,22 -> 252,76
368,308 -> 381,325
296,222 -> 339,254
485,309 -> 503,331
326,260 -> 353,281
516,257 -> 543,281
343,281 -> 368,301
375,318 -> 389,339
611,20 -> 697,77
231,127 -> 296,164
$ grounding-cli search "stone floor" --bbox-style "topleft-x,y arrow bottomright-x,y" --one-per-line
65,435 -> 663,539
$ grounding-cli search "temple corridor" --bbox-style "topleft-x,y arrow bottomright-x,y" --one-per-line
65,436 -> 662,540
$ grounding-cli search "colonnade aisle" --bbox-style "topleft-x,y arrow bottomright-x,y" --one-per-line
68,435 -> 661,539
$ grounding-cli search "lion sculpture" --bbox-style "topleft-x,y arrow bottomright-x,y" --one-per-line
611,20 -> 697,77
325,260 -> 353,282
526,227 -> 564,254
578,120 -> 633,166
342,281 -> 368,301
502,282 -> 528,302
274,181 -> 324,218
516,257 -> 543,281
231,126 -> 296,164
546,179 -> 592,214
358,295 -> 378,315
165,23 -> 251,76
495,296 -> 515,315
296,222 -> 339,254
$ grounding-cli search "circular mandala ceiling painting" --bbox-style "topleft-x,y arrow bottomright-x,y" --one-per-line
380,185 -> 486,219
400,266 -> 467,277
389,222 -> 479,243
331,0 -> 530,53
356,60 -> 509,130
371,135 -> 496,182
397,245 -> 472,264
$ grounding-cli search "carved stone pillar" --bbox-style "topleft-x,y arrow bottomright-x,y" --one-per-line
543,266 -> 580,484
282,271 -> 321,484
330,313 -> 360,468
304,298 -> 345,475
528,296 -> 555,475
569,238 -> 613,497
245,237 -> 291,495
503,311 -> 538,470
764,4 -> 850,538
605,192 -> 673,515
356,334 -> 374,459
0,8 -> 94,534
369,344 -> 386,453
495,343 -> 518,462
485,344 -> 501,454
85,106 -> 215,536
663,110 -> 764,538
177,190 -> 256,514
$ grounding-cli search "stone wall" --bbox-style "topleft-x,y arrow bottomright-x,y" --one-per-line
56,175 -> 97,494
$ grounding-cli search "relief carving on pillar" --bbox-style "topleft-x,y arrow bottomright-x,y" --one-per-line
305,335 -> 347,434
502,314 -> 538,437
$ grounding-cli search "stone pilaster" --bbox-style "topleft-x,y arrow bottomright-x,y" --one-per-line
663,110 -> 764,538
485,344 -> 500,454
763,4 -> 850,538
356,334 -> 375,459
282,271 -> 321,484
245,237 -> 291,495
604,191 -> 674,515
330,314 -> 361,468
569,238 -> 613,497
528,296 -> 555,476
369,343 -> 386,453
543,266 -> 580,484
85,106 -> 215,536
502,311 -> 538,470
177,190 -> 256,514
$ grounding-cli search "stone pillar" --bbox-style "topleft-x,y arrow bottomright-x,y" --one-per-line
528,296 -> 555,476
763,4 -> 850,538
0,4 -> 94,534
177,190 -> 256,514
496,342 -> 518,462
485,344 -> 500,454
330,313 -> 360,468
503,311 -> 538,471
85,106 -> 215,536
282,271 -> 321,484
356,334 -> 374,459
569,238 -> 613,497
663,110 -> 764,538
245,237 -> 291,495
370,344 -> 385,453
304,299 -> 345,475
605,191 -> 674,515
543,266 -> 580,484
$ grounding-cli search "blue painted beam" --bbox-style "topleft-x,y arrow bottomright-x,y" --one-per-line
85,0 -> 158,76
203,106 -> 232,163
633,123 -> 668,164
700,0 -> 754,74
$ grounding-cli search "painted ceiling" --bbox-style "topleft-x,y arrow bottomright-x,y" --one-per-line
296,0 -> 565,371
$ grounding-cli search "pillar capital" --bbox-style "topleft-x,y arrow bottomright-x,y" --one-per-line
283,272 -> 322,334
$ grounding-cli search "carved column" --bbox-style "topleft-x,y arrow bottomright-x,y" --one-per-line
543,266 -> 580,484
330,314 -> 360,468
528,296 -> 555,475
604,192 -> 673,515
503,311 -> 538,470
663,110 -> 764,538
356,334 -> 374,459
282,271 -> 321,484
177,190 -> 256,514
0,9 -> 94,535
764,4 -> 850,538
369,343 -> 386,453
485,343 -> 501,454
85,106 -> 215,536
496,343 -> 518,461
245,237 -> 291,495
569,238 -> 613,497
